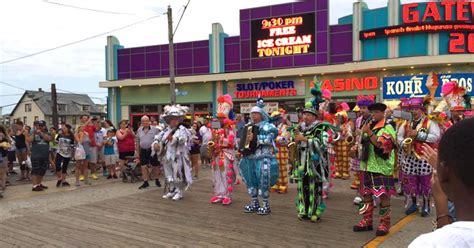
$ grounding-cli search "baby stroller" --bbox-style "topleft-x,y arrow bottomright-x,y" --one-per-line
122,156 -> 142,183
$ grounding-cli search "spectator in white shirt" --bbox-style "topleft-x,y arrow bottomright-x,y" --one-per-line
199,119 -> 212,167
409,119 -> 474,247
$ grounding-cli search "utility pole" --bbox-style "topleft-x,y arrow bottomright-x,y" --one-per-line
168,5 -> 176,105
51,83 -> 59,129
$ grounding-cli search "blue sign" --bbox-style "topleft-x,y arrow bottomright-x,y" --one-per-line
436,73 -> 473,97
176,90 -> 188,96
382,75 -> 429,100
382,73 -> 474,100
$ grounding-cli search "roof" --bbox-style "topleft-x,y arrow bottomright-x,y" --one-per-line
11,90 -> 102,116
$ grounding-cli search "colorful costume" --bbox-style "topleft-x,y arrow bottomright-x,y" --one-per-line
239,97 -> 279,215
397,98 -> 440,216
350,95 -> 375,189
354,103 -> 396,236
209,94 -> 237,206
270,109 -> 291,194
320,90 -> 336,198
334,102 -> 352,180
291,83 -> 338,222
156,105 -> 193,201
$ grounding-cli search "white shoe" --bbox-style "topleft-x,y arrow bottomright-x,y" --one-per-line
353,196 -> 363,205
172,191 -> 182,201
162,191 -> 176,199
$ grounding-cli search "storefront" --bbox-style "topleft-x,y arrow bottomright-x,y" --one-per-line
227,77 -> 312,114
100,0 -> 473,125
119,83 -> 213,129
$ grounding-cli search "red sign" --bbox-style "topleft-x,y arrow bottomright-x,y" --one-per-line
449,32 -> 474,53
235,89 -> 297,99
360,23 -> 474,40
311,76 -> 379,92
403,2 -> 474,24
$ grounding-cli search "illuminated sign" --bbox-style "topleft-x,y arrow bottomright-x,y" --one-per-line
229,80 -> 306,99
251,13 -> 315,58
310,76 -> 379,92
382,73 -> 474,100
359,2 -> 474,54
402,2 -> 474,24
360,22 -> 474,40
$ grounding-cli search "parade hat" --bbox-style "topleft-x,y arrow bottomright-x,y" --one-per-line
162,104 -> 189,123
368,103 -> 387,112
217,94 -> 233,118
399,98 -> 411,110
303,80 -> 326,116
353,105 -> 360,112
435,81 -> 468,112
408,97 -> 426,111
356,95 -> 375,107
250,97 -> 269,121
335,102 -> 349,120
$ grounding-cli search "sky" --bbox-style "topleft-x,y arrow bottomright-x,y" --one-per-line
0,0 -> 430,114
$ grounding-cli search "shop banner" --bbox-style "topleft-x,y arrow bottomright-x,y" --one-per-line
240,102 -> 279,114
382,73 -> 474,100
228,79 -> 306,99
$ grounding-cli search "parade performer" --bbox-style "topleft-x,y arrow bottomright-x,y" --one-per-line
334,102 -> 352,180
397,97 -> 441,217
353,102 -> 396,236
155,105 -> 193,201
434,81 -> 471,125
350,95 -> 375,189
270,109 -> 291,194
290,83 -> 339,222
209,94 -> 237,206
320,89 -> 336,199
239,97 -> 279,215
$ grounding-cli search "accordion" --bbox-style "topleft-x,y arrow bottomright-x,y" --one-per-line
239,124 -> 259,156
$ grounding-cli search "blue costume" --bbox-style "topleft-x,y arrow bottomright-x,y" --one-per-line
239,97 -> 279,215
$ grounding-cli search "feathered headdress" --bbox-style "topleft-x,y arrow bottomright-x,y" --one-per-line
217,94 -> 234,119
303,81 -> 326,115
434,81 -> 467,112
162,104 -> 190,124
356,95 -> 375,107
335,102 -> 349,121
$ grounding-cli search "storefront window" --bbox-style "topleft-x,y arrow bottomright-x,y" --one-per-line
145,105 -> 158,113
194,103 -> 209,112
131,105 -> 144,113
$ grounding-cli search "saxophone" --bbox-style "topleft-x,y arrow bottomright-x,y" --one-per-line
287,124 -> 301,166
288,124 -> 301,183
207,130 -> 219,157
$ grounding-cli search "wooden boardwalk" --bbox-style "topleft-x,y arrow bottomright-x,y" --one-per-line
0,175 -> 406,247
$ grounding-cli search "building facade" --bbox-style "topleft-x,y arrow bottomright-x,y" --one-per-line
9,90 -> 106,128
100,0 -> 473,125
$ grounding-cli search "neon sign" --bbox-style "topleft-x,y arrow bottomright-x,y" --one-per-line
359,2 -> 474,54
310,76 -> 379,92
251,13 -> 315,58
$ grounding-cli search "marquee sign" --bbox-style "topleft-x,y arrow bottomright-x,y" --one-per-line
310,76 -> 379,92
359,2 -> 474,54
251,13 -> 315,58
228,79 -> 306,99
382,73 -> 474,100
